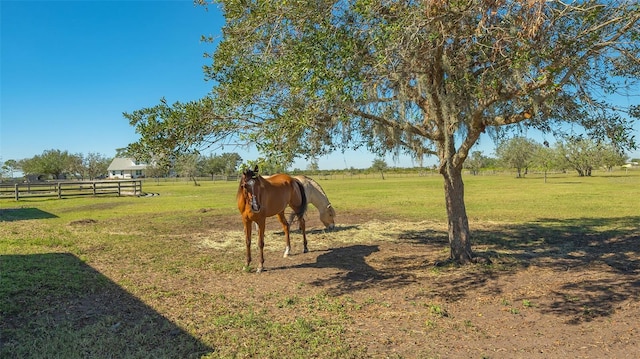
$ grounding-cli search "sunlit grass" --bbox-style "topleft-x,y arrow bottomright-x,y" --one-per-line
317,170 -> 640,223
4,170 -> 638,229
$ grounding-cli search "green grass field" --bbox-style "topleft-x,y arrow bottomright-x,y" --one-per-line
1,170 -> 638,358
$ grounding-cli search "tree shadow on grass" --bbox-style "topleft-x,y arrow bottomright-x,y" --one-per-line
472,216 -> 640,273
275,216 -> 639,323
400,216 -> 640,324
0,207 -> 58,221
0,253 -> 213,358
289,244 -> 417,296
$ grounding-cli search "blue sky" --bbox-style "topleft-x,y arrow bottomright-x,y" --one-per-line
0,0 -> 426,170
1,1 -> 638,172
1,1 -> 216,163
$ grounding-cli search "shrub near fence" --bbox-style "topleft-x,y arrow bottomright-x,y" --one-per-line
0,180 -> 143,200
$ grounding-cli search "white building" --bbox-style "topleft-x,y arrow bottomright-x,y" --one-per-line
107,158 -> 147,179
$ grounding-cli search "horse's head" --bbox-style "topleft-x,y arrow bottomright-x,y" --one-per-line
241,165 -> 261,213
320,204 -> 336,230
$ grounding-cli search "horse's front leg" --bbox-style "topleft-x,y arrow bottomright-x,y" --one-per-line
243,219 -> 252,272
256,218 -> 266,273
277,212 -> 291,257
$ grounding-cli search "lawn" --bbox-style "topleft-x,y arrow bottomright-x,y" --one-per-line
1,170 -> 639,358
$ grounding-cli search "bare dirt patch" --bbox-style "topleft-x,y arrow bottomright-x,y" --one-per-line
194,211 -> 640,358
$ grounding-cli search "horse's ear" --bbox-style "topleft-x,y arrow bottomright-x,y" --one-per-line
253,165 -> 259,173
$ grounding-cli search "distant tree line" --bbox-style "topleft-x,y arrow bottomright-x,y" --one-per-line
467,136 -> 631,180
164,152 -> 244,185
1,139 -> 636,182
1,150 -> 111,181
0,150 -> 245,182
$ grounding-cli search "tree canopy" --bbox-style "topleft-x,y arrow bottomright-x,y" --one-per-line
128,0 -> 640,264
203,0 -> 638,164
20,149 -> 76,180
124,97 -> 237,169
17,150 -> 111,180
496,137 -> 538,178
370,158 -> 389,179
200,152 -> 243,177
557,137 -> 627,176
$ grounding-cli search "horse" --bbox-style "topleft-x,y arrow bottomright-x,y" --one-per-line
292,175 -> 335,230
264,174 -> 336,230
237,166 -> 308,273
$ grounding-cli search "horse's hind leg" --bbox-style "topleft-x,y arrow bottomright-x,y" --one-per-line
299,215 -> 308,253
288,212 -> 304,234
277,212 -> 291,257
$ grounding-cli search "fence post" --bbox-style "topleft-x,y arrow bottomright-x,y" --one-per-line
92,181 -> 96,196
14,183 -> 19,201
117,182 -> 121,197
58,183 -> 62,199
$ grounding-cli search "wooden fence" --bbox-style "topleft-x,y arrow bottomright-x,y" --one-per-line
0,180 -> 143,201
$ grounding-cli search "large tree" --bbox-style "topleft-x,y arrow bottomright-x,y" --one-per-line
131,1 -> 640,264
20,149 -> 74,180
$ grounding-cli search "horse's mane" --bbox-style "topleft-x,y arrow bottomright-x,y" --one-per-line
302,175 -> 328,198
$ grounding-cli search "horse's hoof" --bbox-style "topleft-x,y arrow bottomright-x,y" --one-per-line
303,247 -> 309,253
256,267 -> 263,273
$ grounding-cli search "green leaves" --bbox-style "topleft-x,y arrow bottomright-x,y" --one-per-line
124,97 -> 236,168
129,1 -> 640,170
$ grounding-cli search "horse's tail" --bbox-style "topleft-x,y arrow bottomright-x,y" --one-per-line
294,179 -> 308,221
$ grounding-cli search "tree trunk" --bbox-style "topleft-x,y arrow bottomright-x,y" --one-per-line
441,163 -> 474,264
